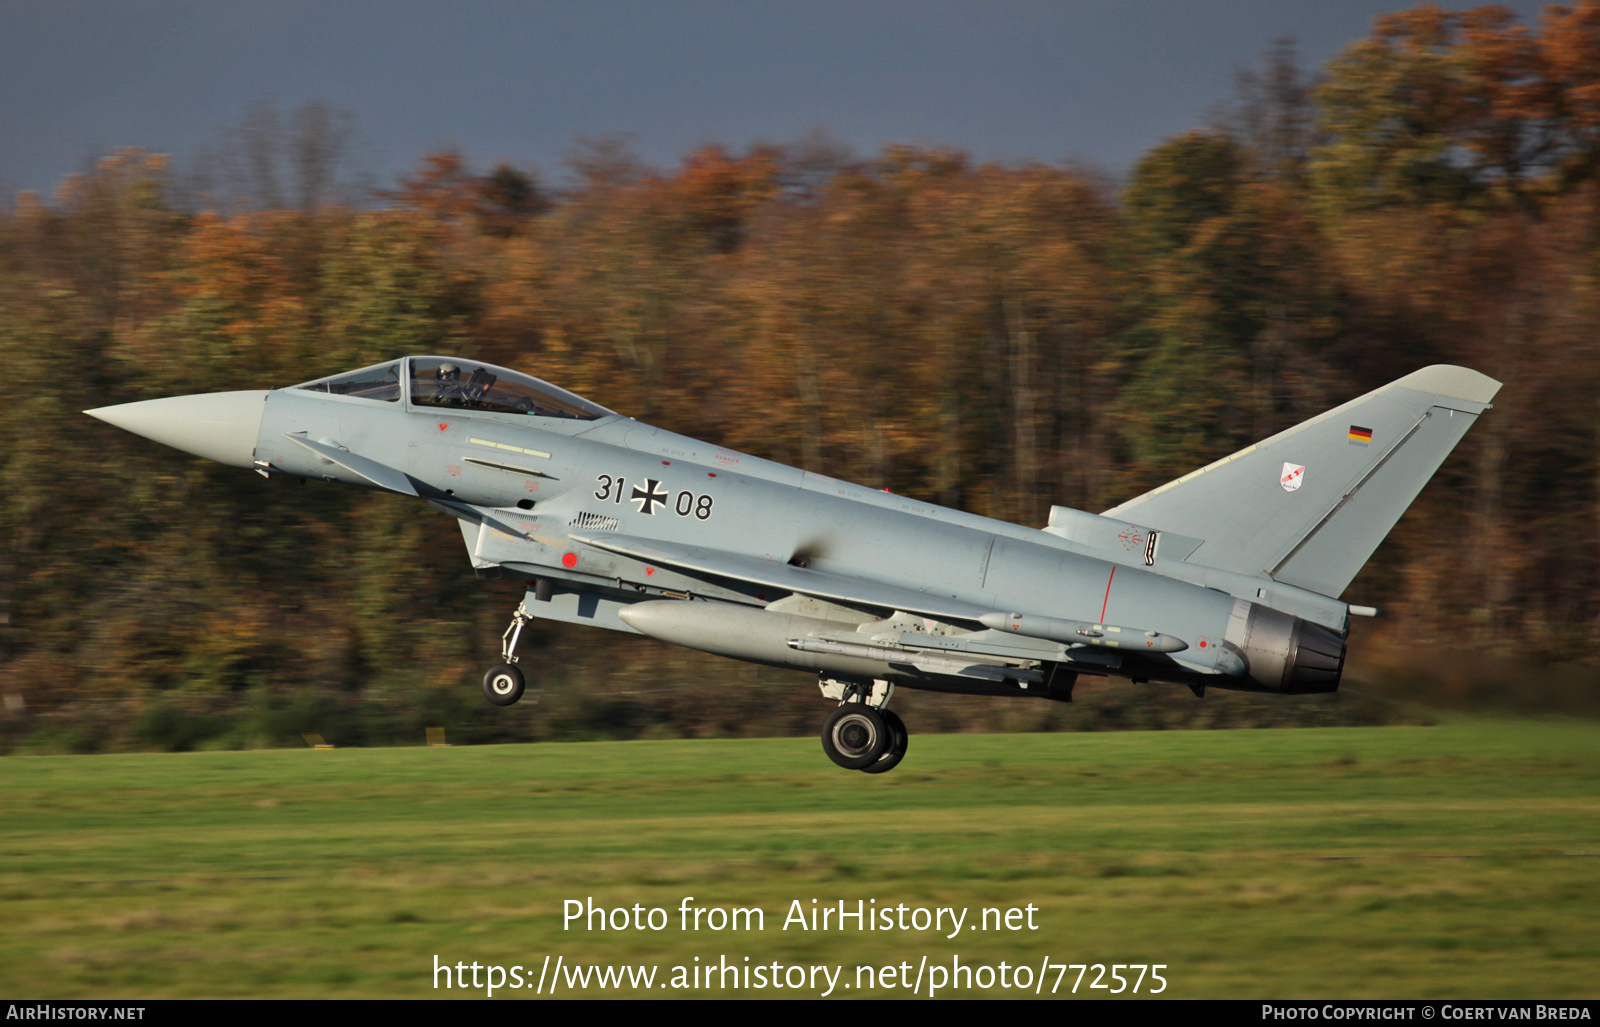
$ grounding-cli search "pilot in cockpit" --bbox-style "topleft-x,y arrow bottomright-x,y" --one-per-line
432,361 -> 465,405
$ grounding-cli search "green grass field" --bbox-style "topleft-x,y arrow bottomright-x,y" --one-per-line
2,720 -> 1596,999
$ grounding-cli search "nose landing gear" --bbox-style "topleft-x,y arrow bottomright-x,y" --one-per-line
482,603 -> 534,706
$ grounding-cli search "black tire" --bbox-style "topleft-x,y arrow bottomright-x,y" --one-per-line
860,708 -> 908,774
821,704 -> 890,770
482,663 -> 526,706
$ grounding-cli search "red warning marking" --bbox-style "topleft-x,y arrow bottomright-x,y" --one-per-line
561,552 -> 577,569
437,422 -> 449,432
1099,566 -> 1117,623
645,567 -> 655,576
707,472 -> 717,477
1198,636 -> 1211,650
662,460 -> 671,465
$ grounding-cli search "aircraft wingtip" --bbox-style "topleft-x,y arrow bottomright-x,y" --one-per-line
1398,365 -> 1502,406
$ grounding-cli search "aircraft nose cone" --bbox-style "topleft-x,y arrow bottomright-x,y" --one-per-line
86,390 -> 271,469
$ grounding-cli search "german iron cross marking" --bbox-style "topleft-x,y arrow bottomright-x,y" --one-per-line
632,478 -> 668,515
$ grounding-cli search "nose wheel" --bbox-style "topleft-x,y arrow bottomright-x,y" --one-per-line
483,663 -> 526,706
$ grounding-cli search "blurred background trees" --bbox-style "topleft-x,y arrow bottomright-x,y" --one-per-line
3,4 -> 1598,752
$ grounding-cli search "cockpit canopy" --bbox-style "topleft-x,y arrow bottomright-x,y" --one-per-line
408,357 -> 613,419
293,357 -> 614,420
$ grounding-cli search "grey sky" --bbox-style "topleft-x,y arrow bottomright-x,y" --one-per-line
0,0 -> 1550,200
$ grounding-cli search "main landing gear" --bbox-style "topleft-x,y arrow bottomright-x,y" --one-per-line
482,604 -> 533,706
819,677 -> 909,774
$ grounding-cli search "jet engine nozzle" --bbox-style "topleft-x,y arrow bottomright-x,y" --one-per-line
1226,604 -> 1346,694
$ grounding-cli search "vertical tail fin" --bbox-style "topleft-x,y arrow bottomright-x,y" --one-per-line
1102,366 -> 1500,598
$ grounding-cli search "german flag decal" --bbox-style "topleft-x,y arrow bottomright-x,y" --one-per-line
1348,425 -> 1373,442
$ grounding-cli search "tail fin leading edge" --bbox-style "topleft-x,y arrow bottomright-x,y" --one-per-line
1102,366 -> 1501,599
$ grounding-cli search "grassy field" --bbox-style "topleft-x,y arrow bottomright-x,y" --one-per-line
1,719 -> 1596,999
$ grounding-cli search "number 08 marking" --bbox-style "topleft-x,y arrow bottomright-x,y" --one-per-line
673,491 -> 714,520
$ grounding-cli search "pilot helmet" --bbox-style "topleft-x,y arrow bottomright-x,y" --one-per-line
436,361 -> 460,381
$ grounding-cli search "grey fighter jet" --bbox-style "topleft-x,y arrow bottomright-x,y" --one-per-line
86,358 -> 1499,772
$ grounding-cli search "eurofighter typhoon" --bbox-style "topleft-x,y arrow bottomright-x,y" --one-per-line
87,358 -> 1499,772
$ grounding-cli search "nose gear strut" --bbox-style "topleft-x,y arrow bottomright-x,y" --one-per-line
482,603 -> 533,706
